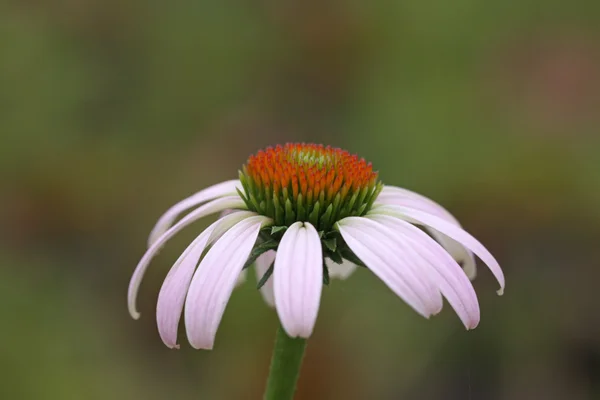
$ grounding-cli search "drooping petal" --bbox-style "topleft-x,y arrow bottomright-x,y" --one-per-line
377,186 -> 461,224
128,196 -> 246,320
156,211 -> 255,348
375,186 -> 477,279
337,217 -> 443,316
367,214 -> 480,329
326,258 -> 357,280
148,180 -> 241,247
454,244 -> 477,280
274,222 -> 323,338
184,215 -> 271,349
370,205 -> 505,295
255,250 -> 276,307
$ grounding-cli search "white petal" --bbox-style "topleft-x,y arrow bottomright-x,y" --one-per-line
184,215 -> 271,349
370,205 -> 505,295
156,211 -> 254,348
368,214 -> 480,329
337,217 -> 443,317
128,196 -> 245,320
272,225 -> 299,333
376,186 -> 477,279
325,258 -> 358,280
274,222 -> 323,338
157,230 -> 212,349
148,180 -> 241,247
255,250 -> 276,307
377,186 -> 461,224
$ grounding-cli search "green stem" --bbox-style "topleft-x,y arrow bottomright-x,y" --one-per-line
263,325 -> 307,400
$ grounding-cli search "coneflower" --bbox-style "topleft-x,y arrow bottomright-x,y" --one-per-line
128,143 -> 505,398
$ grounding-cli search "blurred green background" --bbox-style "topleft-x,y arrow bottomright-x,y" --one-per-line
2,1 -> 600,399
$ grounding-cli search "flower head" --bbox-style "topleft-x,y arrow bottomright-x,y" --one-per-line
239,144 -> 382,231
128,143 -> 504,349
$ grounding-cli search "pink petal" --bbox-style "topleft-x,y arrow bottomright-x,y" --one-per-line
368,214 -> 480,329
377,186 -> 461,224
157,230 -> 213,349
184,215 -> 271,349
148,180 -> 240,247
338,223 -> 431,317
274,222 -> 323,338
128,196 -> 246,320
156,211 -> 254,348
371,205 -> 505,295
376,186 -> 477,279
338,217 -> 443,317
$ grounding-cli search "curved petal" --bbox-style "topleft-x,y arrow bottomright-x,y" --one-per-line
255,250 -> 276,307
156,211 -> 255,348
274,222 -> 323,338
184,215 -> 271,349
367,214 -> 480,329
375,187 -> 477,279
148,180 -> 241,247
376,187 -> 461,224
326,258 -> 357,280
442,235 -> 477,280
128,195 -> 245,320
337,217 -> 443,316
370,205 -> 504,295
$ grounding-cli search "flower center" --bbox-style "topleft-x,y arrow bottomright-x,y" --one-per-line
239,143 -> 383,232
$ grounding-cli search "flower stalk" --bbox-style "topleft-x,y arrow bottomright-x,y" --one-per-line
263,326 -> 307,400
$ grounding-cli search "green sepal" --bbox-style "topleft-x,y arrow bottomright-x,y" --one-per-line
243,241 -> 279,270
319,203 -> 333,231
323,237 -> 337,252
282,187 -> 289,202
356,186 -> 369,211
284,198 -> 296,226
296,194 -> 306,221
257,261 -> 275,289
361,182 -> 384,216
273,194 -> 284,226
236,187 -> 250,207
339,248 -> 367,268
249,192 -> 261,212
354,203 -> 368,216
345,191 -> 359,215
330,193 -> 342,223
322,260 -> 330,285
308,201 -> 320,227
238,170 -> 249,193
271,226 -> 287,235
326,248 -> 344,264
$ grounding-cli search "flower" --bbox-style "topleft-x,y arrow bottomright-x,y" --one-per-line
128,143 -> 504,349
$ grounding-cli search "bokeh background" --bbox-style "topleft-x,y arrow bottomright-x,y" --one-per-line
2,1 -> 600,399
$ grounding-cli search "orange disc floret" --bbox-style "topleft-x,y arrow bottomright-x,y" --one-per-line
239,143 -> 383,231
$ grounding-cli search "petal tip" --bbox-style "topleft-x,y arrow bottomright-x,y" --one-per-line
191,342 -> 214,351
129,308 -> 141,320
496,287 -> 504,296
466,318 -> 480,330
298,331 -> 312,339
